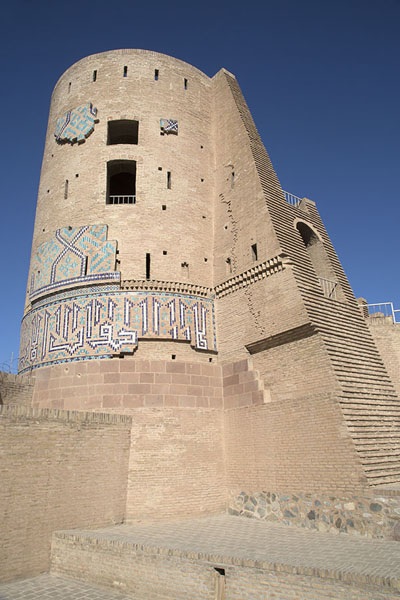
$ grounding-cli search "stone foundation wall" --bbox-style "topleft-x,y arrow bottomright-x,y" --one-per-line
0,406 -> 131,582
229,490 -> 400,540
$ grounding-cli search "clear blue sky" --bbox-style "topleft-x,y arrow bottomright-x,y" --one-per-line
0,0 -> 399,370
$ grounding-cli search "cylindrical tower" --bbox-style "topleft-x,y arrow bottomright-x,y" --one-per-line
20,50 -> 217,378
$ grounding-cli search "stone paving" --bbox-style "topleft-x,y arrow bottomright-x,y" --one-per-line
60,514 -> 400,580
0,574 -> 136,600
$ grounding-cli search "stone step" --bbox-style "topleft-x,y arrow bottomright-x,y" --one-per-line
49,515 -> 400,599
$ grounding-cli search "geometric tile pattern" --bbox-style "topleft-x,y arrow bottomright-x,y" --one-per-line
160,119 -> 178,134
55,103 -> 98,144
30,225 -> 119,300
19,291 -> 216,372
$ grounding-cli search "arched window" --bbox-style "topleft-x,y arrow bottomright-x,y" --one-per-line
107,160 -> 136,205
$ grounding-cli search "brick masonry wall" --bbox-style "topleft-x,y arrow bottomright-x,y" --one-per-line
50,532 -> 400,600
366,315 -> 400,398
0,406 -> 131,582
0,371 -> 34,406
32,357 -> 223,410
125,407 -> 226,520
224,393 -> 368,494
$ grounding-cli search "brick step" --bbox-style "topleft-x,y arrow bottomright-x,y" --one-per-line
358,454 -> 400,465
333,364 -> 392,379
337,375 -> 394,389
322,335 -> 383,358
342,411 -> 400,420
352,433 -> 400,441
339,385 -> 397,398
327,345 -> 386,366
366,474 -> 400,486
343,414 -> 400,423
303,303 -> 375,334
339,398 -> 400,408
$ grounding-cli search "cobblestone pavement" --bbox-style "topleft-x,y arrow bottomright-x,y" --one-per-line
64,514 -> 400,579
0,574 -> 136,600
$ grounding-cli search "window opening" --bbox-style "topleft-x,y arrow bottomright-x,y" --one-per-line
214,568 -> 225,600
184,78 -> 188,89
163,250 -> 167,255
171,354 -> 176,360
106,160 -> 136,205
167,171 -> 171,189
146,253 -> 151,280
251,244 -> 258,261
226,257 -> 232,274
204,258 -> 208,262
231,171 -> 235,188
107,120 -> 139,145
64,180 -> 68,200
123,66 -> 128,77
68,82 -> 71,93
158,166 -> 162,171
154,69 -> 159,81
93,70 -> 97,82
75,173 -> 79,178
181,262 -> 189,278
162,205 -> 167,211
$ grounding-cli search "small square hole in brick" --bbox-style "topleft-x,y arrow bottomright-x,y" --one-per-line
171,354 -> 176,360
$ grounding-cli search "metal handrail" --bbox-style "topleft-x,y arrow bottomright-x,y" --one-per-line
283,191 -> 302,206
366,302 -> 400,324
108,195 -> 136,205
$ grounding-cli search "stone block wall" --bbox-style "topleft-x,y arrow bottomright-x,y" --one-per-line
32,357 -> 223,410
0,371 -> 34,406
0,406 -> 131,582
366,315 -> 400,398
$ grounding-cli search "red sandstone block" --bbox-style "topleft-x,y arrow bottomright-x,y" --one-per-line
128,383 -> 151,395
190,374 -> 209,386
187,385 -> 203,396
135,360 -> 151,372
222,362 -> 234,377
170,373 -> 191,384
119,360 -> 136,373
166,362 -> 186,374
164,395 -> 179,406
185,363 -> 201,375
120,372 -> 140,384
100,360 -> 119,373
140,372 -> 154,384
224,374 -> 239,387
103,395 -> 122,407
196,397 -> 209,408
233,359 -> 249,374
103,373 -> 120,384
144,395 -> 163,407
122,394 -> 144,408
178,396 -> 196,407
155,372 -> 171,384
86,360 -> 101,374
200,363 -> 217,376
210,397 -> 223,408
151,383 -> 169,395
150,360 -> 166,373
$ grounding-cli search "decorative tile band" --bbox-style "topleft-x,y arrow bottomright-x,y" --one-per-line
19,291 -> 216,372
30,225 -> 118,301
160,118 -> 178,134
215,253 -> 289,298
55,103 -> 97,143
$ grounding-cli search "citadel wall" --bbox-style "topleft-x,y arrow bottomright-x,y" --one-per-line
0,406 -> 131,582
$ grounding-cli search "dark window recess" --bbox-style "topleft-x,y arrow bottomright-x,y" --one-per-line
93,70 -> 97,82
181,261 -> 189,278
107,120 -> 139,145
162,205 -> 167,211
184,78 -> 188,89
251,243 -> 258,261
106,160 -> 136,204
231,171 -> 235,188
163,250 -> 167,255
123,66 -> 128,77
158,166 -> 162,171
75,173 -> 79,178
226,257 -> 232,274
146,253 -> 151,279
171,354 -> 176,360
155,69 -> 159,81
64,180 -> 69,199
68,82 -> 71,93
167,171 -> 171,189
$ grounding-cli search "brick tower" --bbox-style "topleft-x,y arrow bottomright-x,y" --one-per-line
20,50 -> 400,510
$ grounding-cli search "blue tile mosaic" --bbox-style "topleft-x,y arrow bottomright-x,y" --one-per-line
30,225 -> 119,300
55,103 -> 97,143
160,119 -> 178,134
19,291 -> 216,372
